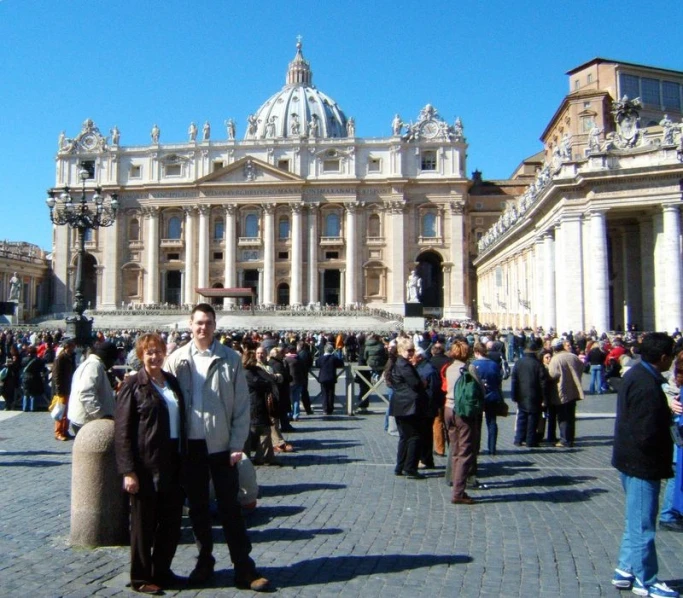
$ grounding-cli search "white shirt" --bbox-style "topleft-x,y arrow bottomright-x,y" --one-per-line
187,340 -> 214,439
151,379 -> 180,440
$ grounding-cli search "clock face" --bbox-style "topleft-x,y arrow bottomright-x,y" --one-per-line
81,133 -> 98,150
420,121 -> 439,139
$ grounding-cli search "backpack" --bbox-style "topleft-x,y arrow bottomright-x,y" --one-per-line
454,366 -> 484,418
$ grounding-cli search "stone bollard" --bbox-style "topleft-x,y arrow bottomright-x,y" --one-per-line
70,419 -> 129,547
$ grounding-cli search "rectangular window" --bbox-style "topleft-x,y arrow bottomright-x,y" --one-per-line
420,150 -> 437,171
587,73 -> 593,84
82,160 -> 95,179
619,73 -> 640,100
325,251 -> 339,260
277,159 -> 290,171
130,165 -> 141,178
574,79 -> 580,90
165,164 -> 181,177
663,81 -> 682,112
368,158 -> 381,172
323,159 -> 340,173
213,252 -> 223,260
278,251 -> 289,260
641,77 -> 660,107
167,253 -> 180,261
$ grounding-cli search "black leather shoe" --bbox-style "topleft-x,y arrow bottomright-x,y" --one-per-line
660,520 -> 683,532
153,571 -> 186,589
188,558 -> 215,585
403,471 -> 425,480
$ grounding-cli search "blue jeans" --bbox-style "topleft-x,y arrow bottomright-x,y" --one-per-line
22,395 -> 39,412
589,365 -> 603,394
290,384 -> 303,419
617,472 -> 661,586
484,404 -> 498,455
660,475 -> 680,522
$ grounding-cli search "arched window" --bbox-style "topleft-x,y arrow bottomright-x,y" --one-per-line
278,216 -> 290,239
368,214 -> 380,237
129,218 -> 139,241
245,214 -> 258,238
422,212 -> 437,238
325,213 -> 340,237
167,216 -> 181,240
214,218 -> 224,240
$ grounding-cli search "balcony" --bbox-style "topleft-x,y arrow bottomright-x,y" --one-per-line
238,236 -> 262,247
160,238 -> 184,248
320,236 -> 345,247
418,235 -> 443,246
366,236 -> 385,246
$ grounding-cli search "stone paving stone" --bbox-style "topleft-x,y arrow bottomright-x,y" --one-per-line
2,382 -> 683,596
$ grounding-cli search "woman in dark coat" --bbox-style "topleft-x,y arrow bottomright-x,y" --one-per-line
115,333 -> 186,595
389,337 -> 428,479
243,349 -> 277,465
20,345 -> 47,412
268,347 -> 294,432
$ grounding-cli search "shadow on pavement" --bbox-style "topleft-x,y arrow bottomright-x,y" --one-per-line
259,483 -> 346,497
201,553 -> 471,590
0,460 -> 67,467
472,487 -> 608,504
289,439 -> 360,451
480,474 -> 598,489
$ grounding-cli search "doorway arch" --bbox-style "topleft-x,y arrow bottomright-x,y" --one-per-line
415,251 -> 443,309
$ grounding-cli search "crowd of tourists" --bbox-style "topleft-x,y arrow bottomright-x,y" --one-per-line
2,319 -> 683,596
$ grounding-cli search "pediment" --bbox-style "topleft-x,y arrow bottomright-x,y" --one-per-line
197,156 -> 303,185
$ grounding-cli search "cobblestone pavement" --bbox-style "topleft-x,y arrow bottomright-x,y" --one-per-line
1,378 -> 682,598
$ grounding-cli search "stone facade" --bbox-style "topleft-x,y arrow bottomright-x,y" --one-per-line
475,87 -> 683,333
0,241 -> 50,320
49,43 -> 474,319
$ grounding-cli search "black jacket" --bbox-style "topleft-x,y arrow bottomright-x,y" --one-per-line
389,357 -> 428,418
115,368 -> 186,493
510,351 -> 547,412
244,365 -> 275,427
612,362 -> 673,480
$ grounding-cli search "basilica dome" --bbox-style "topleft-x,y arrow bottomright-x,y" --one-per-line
244,41 -> 349,141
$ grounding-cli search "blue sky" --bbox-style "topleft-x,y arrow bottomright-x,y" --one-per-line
1,0 -> 681,250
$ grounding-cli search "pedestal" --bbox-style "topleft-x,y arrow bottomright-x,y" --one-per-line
403,303 -> 424,331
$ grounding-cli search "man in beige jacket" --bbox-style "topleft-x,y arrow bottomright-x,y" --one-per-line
548,338 -> 585,447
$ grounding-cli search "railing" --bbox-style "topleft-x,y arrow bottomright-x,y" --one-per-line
344,364 -> 391,415
238,237 -> 262,246
319,236 -> 345,246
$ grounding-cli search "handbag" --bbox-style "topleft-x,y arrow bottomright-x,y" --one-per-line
493,399 -> 509,417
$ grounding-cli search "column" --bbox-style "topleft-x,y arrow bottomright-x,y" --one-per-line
344,202 -> 359,306
257,268 -> 264,304
223,204 -> 237,308
183,206 -> 196,305
387,200 -> 406,308
590,210 -> 609,334
262,203 -> 275,305
100,217 -> 120,310
640,217 -> 655,330
533,237 -> 545,329
560,215 -> 584,333
290,203 -> 303,305
197,205 -> 210,291
144,207 -> 159,304
319,269 -> 325,304
308,204 -> 319,304
543,231 -> 556,331
448,200 -> 466,317
662,205 -> 682,332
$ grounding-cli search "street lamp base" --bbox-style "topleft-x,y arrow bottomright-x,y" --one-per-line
66,314 -> 93,346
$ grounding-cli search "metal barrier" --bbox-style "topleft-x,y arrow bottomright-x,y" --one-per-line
344,364 -> 390,415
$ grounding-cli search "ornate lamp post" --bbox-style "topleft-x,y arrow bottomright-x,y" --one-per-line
46,163 -> 118,345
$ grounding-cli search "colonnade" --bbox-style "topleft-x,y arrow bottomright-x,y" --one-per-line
477,204 -> 683,334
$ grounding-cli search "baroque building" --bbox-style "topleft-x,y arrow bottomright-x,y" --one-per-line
49,42 -> 472,319
0,241 -> 50,320
474,58 -> 683,334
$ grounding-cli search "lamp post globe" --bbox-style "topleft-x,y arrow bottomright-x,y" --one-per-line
46,162 -> 119,346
